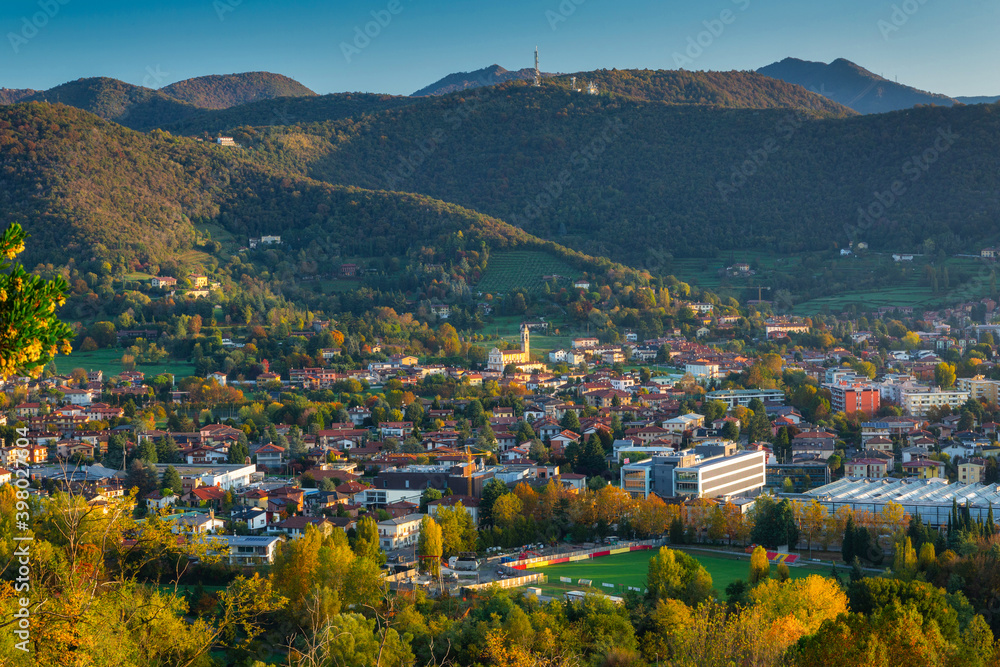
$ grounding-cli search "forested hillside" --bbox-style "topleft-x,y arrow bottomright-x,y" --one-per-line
161,71 -> 316,109
550,68 -> 854,115
15,78 -> 201,130
412,64 -> 549,96
0,73 -> 319,131
0,102 -> 631,284
158,92 -> 418,136
226,82 -> 1000,260
0,88 -> 39,104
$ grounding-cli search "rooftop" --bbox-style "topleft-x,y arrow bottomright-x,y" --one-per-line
803,477 -> 1000,507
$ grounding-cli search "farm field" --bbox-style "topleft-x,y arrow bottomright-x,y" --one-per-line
525,548 -> 831,598
666,249 -> 995,314
64,348 -> 197,379
477,251 -> 580,295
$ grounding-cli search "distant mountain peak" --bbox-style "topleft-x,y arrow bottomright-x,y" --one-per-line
411,64 -> 549,97
161,72 -> 315,109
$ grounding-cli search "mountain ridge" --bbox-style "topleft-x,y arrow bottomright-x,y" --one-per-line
757,57 -> 959,114
160,72 -> 316,109
412,64 -> 553,97
0,72 -> 318,130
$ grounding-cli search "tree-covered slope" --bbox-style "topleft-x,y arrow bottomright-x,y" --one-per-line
0,88 -> 39,104
0,102 -> 630,282
228,82 -> 1000,260
157,92 -> 419,136
549,69 -> 854,115
17,78 -> 201,130
160,72 -> 316,109
412,64 -> 548,97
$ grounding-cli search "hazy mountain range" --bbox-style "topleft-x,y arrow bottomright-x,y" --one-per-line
757,57 -> 999,114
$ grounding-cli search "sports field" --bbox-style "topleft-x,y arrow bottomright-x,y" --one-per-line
527,549 -> 831,597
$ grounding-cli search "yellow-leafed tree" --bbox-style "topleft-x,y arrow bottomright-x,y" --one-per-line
0,224 -> 73,378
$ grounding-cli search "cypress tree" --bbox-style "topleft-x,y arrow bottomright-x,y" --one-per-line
988,502 -> 996,535
842,517 -> 856,565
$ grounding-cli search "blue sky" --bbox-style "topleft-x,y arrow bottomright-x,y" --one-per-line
1,0 -> 997,97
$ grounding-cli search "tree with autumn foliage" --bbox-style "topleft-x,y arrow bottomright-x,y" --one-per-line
749,545 -> 771,585
0,223 -> 73,379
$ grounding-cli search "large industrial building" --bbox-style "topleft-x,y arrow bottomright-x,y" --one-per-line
798,477 -> 1000,526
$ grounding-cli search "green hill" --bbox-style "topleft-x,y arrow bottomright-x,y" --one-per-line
158,92 -> 418,136
18,77 -> 201,130
549,68 -> 854,115
0,102 -> 632,287
160,72 -> 316,109
226,81 -> 1000,263
0,88 -> 39,104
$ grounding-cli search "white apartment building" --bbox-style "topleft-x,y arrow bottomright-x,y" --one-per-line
684,361 -> 721,380
900,387 -> 970,417
377,513 -> 425,550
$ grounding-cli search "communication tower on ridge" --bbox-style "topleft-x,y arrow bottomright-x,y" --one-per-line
534,46 -> 541,87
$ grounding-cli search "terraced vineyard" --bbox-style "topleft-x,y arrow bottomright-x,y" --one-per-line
477,251 -> 580,294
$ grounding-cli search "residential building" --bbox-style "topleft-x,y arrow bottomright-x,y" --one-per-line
958,461 -> 985,485
270,516 -> 337,538
255,443 -> 287,469
684,360 -> 721,380
151,276 -> 177,289
827,382 -> 880,415
221,535 -> 281,565
427,495 -> 480,525
791,431 -> 837,460
958,376 -> 1000,404
902,459 -> 942,479
899,387 -> 970,417
377,513 -> 424,550
843,458 -> 889,479
706,389 -> 784,409
230,506 -> 268,531
379,422 -> 414,439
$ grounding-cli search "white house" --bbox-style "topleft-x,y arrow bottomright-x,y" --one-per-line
61,388 -> 94,406
377,513 -> 424,550
167,514 -> 226,535
145,490 -> 177,512
219,535 -> 281,565
379,422 -> 413,439
231,507 -> 268,531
